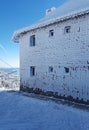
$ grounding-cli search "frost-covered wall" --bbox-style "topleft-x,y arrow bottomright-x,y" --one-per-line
20,13 -> 89,103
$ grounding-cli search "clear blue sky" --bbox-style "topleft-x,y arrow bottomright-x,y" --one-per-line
0,0 -> 67,68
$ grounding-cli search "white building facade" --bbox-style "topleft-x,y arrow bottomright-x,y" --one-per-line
12,2 -> 89,104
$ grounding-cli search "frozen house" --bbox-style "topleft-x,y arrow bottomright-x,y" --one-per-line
12,0 -> 89,104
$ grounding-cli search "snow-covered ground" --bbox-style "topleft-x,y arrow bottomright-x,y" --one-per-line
0,91 -> 89,130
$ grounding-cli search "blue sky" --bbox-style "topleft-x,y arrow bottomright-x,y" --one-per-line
0,0 -> 67,68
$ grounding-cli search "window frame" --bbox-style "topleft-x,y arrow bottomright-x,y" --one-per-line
30,35 -> 35,47
49,66 -> 53,73
64,26 -> 71,34
49,29 -> 54,37
30,66 -> 36,76
64,67 -> 69,73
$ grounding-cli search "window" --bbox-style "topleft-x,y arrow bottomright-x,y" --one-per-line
49,30 -> 54,37
78,27 -> 80,32
30,35 -> 35,46
64,26 -> 71,33
30,66 -> 36,76
65,67 -> 69,73
49,66 -> 53,73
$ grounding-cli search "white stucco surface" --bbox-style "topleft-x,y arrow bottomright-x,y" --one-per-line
12,0 -> 89,102
20,13 -> 89,102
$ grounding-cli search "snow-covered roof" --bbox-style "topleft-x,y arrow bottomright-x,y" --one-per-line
12,0 -> 89,43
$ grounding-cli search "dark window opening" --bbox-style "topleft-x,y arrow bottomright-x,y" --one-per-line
65,26 -> 71,33
30,35 -> 35,46
30,66 -> 36,76
65,67 -> 69,73
49,66 -> 53,73
49,30 -> 54,37
78,27 -> 80,32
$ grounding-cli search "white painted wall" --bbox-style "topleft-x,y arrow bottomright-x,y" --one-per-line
20,14 -> 89,102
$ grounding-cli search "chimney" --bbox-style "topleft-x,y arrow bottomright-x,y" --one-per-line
46,7 -> 56,15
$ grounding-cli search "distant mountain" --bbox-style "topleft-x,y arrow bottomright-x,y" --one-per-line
0,68 -> 20,76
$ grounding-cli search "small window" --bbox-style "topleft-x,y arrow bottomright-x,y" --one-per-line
30,66 -> 36,76
65,67 -> 69,73
78,27 -> 80,32
30,35 -> 35,46
49,66 -> 53,73
64,26 -> 71,33
49,30 -> 54,37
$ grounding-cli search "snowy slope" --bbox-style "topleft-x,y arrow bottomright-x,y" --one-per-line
12,0 -> 89,42
0,91 -> 89,130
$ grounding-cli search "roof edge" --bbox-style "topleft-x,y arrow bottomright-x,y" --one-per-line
12,8 -> 89,43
